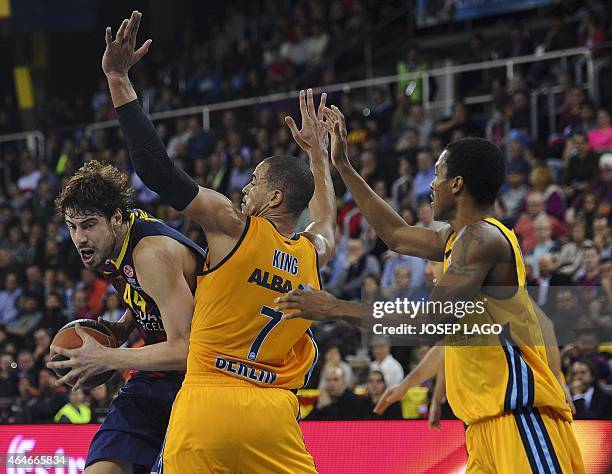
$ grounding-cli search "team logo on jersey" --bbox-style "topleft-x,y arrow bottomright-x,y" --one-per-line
123,265 -> 134,278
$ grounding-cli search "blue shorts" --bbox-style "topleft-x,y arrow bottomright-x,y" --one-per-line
86,372 -> 183,474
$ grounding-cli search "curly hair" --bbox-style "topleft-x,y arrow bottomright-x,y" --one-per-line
445,138 -> 506,207
55,160 -> 134,220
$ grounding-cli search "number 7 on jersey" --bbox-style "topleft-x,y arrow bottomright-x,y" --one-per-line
248,306 -> 283,361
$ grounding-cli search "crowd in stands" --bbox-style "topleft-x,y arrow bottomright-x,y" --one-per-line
1,1 -> 611,424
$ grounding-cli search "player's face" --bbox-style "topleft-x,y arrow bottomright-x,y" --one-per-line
430,150 -> 455,221
65,210 -> 120,269
241,161 -> 277,216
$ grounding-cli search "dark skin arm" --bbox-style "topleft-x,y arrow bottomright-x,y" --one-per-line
278,222 -> 502,334
326,106 -> 452,261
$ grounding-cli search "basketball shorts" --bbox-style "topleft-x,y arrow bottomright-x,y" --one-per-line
160,373 -> 317,473
465,406 -> 585,473
85,372 -> 183,474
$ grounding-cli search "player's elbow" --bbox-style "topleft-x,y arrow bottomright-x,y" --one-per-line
168,335 -> 190,370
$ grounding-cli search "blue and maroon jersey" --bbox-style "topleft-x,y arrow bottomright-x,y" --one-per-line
99,209 -> 206,348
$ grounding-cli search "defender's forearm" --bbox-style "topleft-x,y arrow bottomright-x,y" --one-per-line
114,99 -> 198,211
107,75 -> 138,108
307,150 -> 336,246
105,339 -> 188,372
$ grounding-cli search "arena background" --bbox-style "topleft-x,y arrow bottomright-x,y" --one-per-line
0,0 -> 611,473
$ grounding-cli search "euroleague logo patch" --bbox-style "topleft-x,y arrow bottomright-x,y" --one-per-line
123,265 -> 134,278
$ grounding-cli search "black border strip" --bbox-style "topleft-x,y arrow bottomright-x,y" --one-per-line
524,408 -> 552,474
534,408 -> 563,473
514,411 -> 544,473
200,216 -> 251,276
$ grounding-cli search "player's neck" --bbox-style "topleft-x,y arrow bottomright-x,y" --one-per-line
109,222 -> 131,261
449,204 -> 494,233
261,210 -> 297,238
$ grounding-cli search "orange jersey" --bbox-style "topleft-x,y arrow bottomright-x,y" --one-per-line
443,218 -> 571,425
187,216 -> 320,389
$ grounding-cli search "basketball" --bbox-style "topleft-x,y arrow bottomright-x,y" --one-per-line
50,319 -> 118,387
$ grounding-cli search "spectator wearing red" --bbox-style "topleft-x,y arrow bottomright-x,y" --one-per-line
79,268 -> 108,317
514,192 -> 566,253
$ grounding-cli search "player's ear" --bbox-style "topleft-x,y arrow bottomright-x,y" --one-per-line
111,209 -> 123,226
451,176 -> 464,195
269,189 -> 283,209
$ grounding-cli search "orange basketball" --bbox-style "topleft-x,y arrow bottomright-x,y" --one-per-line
50,319 -> 118,387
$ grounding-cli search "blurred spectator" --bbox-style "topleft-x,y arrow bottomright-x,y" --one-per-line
369,336 -> 404,388
54,388 -> 91,424
327,239 -> 380,300
356,370 -> 403,420
0,273 -> 22,325
434,102 -> 481,144
411,151 -> 435,207
514,192 -> 566,253
390,158 -> 413,211
396,46 -> 429,104
29,369 -> 68,422
73,288 -> 94,320
78,269 -> 108,318
89,383 -> 113,424
317,344 -> 355,391
569,359 -> 611,420
526,215 -> 557,281
406,103 -> 433,148
529,165 -> 566,221
531,253 -> 572,307
556,220 -> 590,277
31,328 -> 51,368
587,108 -> 612,152
307,367 -> 360,420
101,292 -> 124,323
574,246 -> 602,286
380,251 -> 426,292
0,352 -> 18,397
563,132 -> 600,199
8,293 -> 44,338
578,10 -> 605,57
500,163 -> 529,222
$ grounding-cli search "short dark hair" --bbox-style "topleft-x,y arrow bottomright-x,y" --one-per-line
445,138 -> 505,207
264,155 -> 314,217
55,160 -> 134,220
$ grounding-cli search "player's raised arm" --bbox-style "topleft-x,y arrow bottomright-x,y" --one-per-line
103,11 -> 244,239
286,89 -> 336,265
323,106 -> 450,261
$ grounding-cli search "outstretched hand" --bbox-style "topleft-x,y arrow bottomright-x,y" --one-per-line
322,105 -> 349,169
285,89 -> 329,157
102,10 -> 152,78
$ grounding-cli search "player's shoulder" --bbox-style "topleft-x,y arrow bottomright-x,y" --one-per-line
132,235 -> 186,269
454,220 -> 510,261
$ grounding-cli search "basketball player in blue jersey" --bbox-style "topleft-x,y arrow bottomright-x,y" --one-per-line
49,160 -> 206,474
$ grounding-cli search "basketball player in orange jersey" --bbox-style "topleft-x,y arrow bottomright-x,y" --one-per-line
103,11 -> 335,472
277,106 -> 586,473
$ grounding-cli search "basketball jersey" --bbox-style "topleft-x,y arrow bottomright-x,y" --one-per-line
443,217 -> 571,425
99,209 -> 206,372
187,216 -> 320,389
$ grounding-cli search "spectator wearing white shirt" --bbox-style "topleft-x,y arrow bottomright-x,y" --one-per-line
369,336 -> 404,388
16,159 -> 41,196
